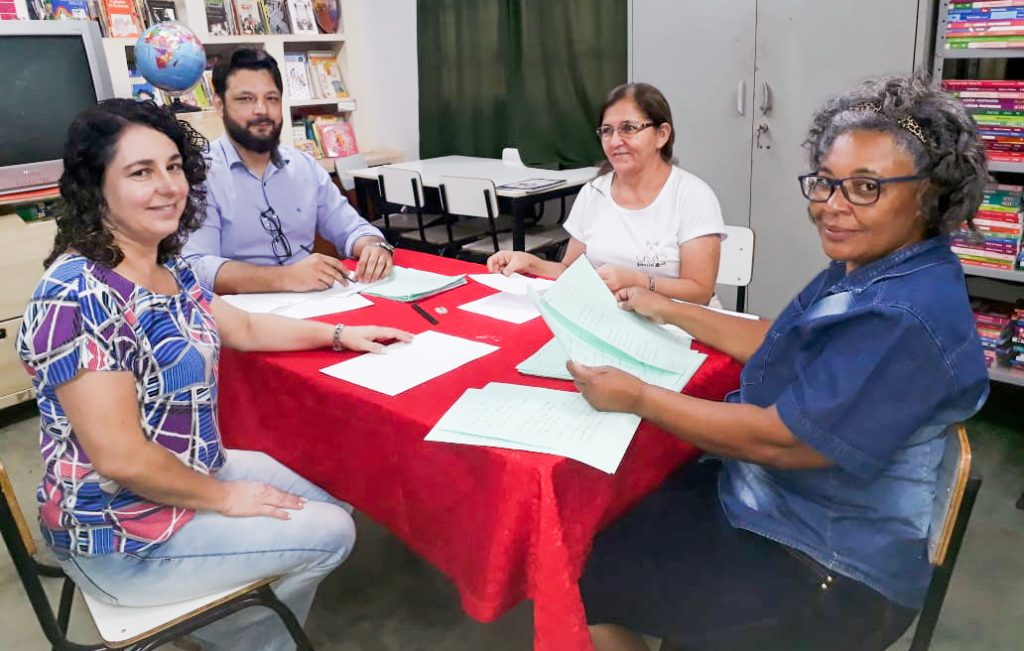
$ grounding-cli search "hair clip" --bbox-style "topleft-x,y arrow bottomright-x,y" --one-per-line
850,102 -> 933,150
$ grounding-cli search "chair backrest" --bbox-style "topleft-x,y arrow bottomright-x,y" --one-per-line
438,176 -> 499,219
928,423 -> 973,566
334,153 -> 368,191
378,167 -> 425,208
716,225 -> 754,287
502,147 -> 525,166
910,423 -> 981,651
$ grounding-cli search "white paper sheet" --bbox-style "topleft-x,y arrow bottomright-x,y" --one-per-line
319,330 -> 499,396
426,382 -> 641,473
468,273 -> 554,296
220,279 -> 379,315
274,293 -> 374,318
457,292 -> 540,324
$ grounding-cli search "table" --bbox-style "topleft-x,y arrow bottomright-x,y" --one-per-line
349,156 -> 599,251
216,250 -> 742,651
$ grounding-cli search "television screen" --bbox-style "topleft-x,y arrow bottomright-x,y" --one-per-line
0,36 -> 101,168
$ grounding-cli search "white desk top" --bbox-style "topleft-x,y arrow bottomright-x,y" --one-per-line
349,155 -> 599,197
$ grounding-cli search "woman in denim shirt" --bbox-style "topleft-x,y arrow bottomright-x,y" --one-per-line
569,74 -> 990,651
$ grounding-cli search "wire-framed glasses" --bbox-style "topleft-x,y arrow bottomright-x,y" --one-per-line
595,121 -> 655,140
797,173 -> 925,207
259,206 -> 292,264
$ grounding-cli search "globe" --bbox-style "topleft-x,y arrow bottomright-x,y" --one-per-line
134,23 -> 206,94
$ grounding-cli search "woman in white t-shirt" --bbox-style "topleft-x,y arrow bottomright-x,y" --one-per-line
487,83 -> 726,305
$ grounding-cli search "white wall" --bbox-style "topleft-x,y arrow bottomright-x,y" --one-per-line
343,0 -> 420,161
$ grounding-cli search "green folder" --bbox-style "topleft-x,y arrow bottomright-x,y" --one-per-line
359,266 -> 467,302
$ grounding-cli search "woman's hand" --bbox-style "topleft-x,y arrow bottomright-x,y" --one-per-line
487,250 -> 539,276
597,264 -> 647,293
615,287 -> 672,324
340,326 -> 414,353
567,361 -> 647,414
218,480 -> 305,520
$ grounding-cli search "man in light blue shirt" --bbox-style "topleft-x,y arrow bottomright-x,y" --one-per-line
183,48 -> 394,294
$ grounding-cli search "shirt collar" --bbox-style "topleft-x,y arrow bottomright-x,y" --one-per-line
216,135 -> 289,173
826,235 -> 952,295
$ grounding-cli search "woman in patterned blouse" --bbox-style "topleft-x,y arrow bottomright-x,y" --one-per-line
17,98 -> 411,650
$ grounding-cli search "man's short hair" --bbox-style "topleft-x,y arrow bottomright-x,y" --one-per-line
212,47 -> 284,97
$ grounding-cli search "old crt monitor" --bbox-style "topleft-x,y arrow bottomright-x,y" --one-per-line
0,20 -> 114,196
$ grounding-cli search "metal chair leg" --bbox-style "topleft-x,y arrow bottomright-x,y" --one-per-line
56,577 -> 76,634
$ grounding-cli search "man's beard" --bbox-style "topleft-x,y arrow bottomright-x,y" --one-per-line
224,113 -> 282,154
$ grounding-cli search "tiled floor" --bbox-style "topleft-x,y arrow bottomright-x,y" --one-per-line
1,381 -> 1022,650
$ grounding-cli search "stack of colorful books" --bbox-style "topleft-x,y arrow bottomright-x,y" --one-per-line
942,79 -> 1024,165
945,2 -> 1024,50
952,184 -> 1024,270
971,299 -> 1015,368
1011,303 -> 1024,371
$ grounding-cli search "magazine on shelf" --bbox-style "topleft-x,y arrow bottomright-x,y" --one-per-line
265,0 -> 290,33
283,52 -> 312,100
496,178 -> 566,192
287,0 -> 317,34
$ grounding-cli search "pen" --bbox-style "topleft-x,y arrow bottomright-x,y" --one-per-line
411,303 -> 439,325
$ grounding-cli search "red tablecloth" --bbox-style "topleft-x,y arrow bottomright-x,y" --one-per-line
217,250 -> 742,651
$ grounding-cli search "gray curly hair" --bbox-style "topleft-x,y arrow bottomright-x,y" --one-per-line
804,72 -> 988,236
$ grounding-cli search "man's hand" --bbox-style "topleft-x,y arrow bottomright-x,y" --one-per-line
339,326 -> 414,353
615,287 -> 672,324
597,264 -> 646,293
217,480 -> 305,520
355,243 -> 393,283
284,253 -> 351,291
567,361 -> 647,414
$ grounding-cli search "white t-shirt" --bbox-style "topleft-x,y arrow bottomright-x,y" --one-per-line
563,166 -> 726,279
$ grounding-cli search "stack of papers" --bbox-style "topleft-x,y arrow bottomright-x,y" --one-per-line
523,258 -> 707,392
319,331 -> 498,396
221,281 -> 376,319
458,273 -> 556,324
425,382 -> 641,473
359,266 -> 467,302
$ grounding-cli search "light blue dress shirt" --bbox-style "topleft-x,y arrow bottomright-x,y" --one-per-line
183,136 -> 383,289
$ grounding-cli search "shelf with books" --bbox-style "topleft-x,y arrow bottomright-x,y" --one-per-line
935,0 -> 1024,386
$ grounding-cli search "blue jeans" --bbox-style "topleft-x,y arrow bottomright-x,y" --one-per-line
59,450 -> 356,651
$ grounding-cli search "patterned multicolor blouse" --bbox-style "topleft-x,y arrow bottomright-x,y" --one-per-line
17,254 -> 224,556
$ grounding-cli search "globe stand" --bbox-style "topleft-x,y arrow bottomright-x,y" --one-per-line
167,97 -> 202,114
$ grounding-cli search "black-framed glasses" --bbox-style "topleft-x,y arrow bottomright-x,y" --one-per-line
595,122 -> 655,139
797,173 -> 925,207
259,206 -> 292,264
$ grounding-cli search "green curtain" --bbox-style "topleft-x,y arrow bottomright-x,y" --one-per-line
417,0 -> 627,169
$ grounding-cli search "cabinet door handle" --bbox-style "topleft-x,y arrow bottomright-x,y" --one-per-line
0,327 -> 6,340
760,81 -> 773,115
736,81 -> 746,116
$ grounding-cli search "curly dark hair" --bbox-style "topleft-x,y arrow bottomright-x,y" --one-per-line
44,98 -> 209,268
804,72 -> 988,236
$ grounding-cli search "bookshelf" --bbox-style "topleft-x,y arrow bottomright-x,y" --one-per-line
935,0 -> 1024,385
99,0 -> 353,150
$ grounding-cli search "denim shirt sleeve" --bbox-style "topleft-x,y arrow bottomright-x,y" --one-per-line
311,160 -> 383,257
774,304 -> 957,481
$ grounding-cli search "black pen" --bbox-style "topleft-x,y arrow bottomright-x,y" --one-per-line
411,303 -> 439,325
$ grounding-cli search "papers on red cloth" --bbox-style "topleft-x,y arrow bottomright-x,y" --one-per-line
319,330 -> 498,396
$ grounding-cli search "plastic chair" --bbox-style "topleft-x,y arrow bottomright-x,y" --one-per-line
376,167 -> 479,255
909,422 -> 982,651
717,225 -> 755,312
0,459 -> 315,651
334,153 -> 367,193
374,167 -> 444,241
501,147 -> 525,166
438,175 -> 560,260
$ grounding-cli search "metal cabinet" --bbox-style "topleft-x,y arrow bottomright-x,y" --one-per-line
631,0 -> 933,316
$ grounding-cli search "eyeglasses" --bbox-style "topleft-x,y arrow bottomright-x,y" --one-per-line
259,206 -> 292,264
595,122 -> 655,139
797,173 -> 925,207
